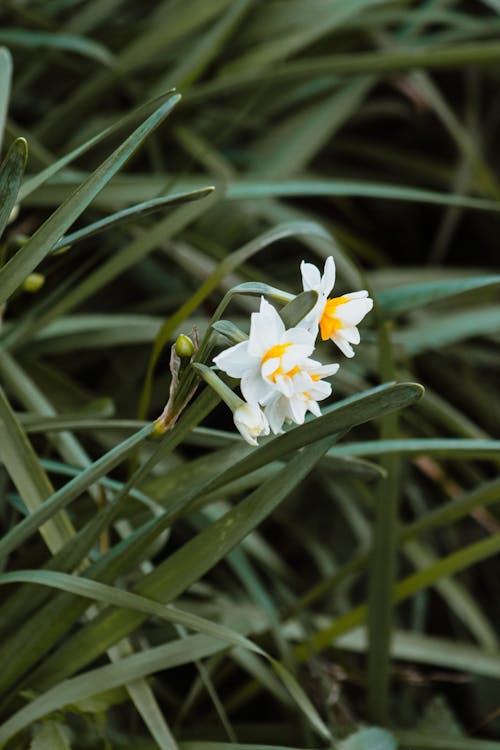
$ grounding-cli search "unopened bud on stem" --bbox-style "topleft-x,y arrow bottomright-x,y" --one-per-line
23,273 -> 45,292
175,334 -> 195,358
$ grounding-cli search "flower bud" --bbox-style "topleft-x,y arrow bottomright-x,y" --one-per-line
233,402 -> 270,446
175,334 -> 195,358
22,273 -> 45,292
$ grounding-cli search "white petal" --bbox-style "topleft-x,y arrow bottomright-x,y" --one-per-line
315,362 -> 340,377
241,369 -> 276,404
261,357 -> 281,380
331,333 -> 354,358
296,314 -> 320,337
264,396 -> 287,434
345,290 -> 369,300
248,297 -> 284,356
274,374 -> 295,398
213,341 -> 254,377
307,400 -> 322,417
297,295 -> 326,333
336,297 -> 373,326
286,326 -> 316,347
291,371 -> 312,392
320,256 -> 336,296
300,260 -> 321,291
288,397 -> 307,424
281,344 -> 313,372
304,358 -> 340,378
340,325 -> 360,344
309,380 -> 332,400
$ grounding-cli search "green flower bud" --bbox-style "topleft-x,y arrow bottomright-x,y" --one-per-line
175,334 -> 195,358
23,273 -> 45,292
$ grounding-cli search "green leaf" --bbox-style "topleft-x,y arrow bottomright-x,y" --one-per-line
29,720 -> 72,750
328,438 -> 500,460
22,438 -> 335,733
271,660 -> 330,740
291,476 -> 500,616
0,91 -> 180,304
0,386 -> 74,555
250,77 -> 375,178
0,565 -> 326,743
225,178 -> 500,211
217,383 -> 423,486
0,47 -> 12,154
0,634 -> 230,746
223,0 -> 404,75
25,175 -> 500,213
18,93 -> 181,202
150,0 -> 254,94
399,307 -> 500,354
376,275 -> 500,315
179,745 -> 322,750
0,569 -> 270,659
279,290 -> 317,328
395,730 -> 500,749
297,532 -> 500,659
212,320 -> 249,345
0,138 -> 27,241
339,727 -> 397,750
52,188 -> 214,252
189,40 -> 500,99
0,29 -> 113,65
366,320 -> 399,724
0,423 -> 153,561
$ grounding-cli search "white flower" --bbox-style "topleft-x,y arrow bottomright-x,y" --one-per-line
213,297 -> 316,404
301,256 -> 373,358
213,296 -> 340,436
263,359 -> 339,434
233,402 -> 270,446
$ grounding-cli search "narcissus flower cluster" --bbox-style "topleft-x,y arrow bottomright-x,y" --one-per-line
213,256 -> 373,445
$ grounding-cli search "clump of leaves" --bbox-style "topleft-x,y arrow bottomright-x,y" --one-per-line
1,1 -> 500,748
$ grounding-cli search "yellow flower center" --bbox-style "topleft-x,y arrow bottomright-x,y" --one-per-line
261,343 -> 291,364
261,342 -> 300,383
319,295 -> 348,340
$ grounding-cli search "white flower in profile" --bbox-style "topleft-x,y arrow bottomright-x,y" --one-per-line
233,402 -> 270,446
213,297 -> 316,404
263,359 -> 339,434
301,256 -> 373,358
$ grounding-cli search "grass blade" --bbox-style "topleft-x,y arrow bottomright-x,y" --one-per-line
0,47 -> 12,154
0,386 -> 74,555
52,188 -> 214,252
0,29 -> 113,65
377,275 -> 500,315
0,138 -> 27,241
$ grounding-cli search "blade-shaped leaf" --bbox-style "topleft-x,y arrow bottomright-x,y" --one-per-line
52,188 -> 214,252
0,138 -> 27,240
0,634 -> 229,746
0,386 -> 74,554
377,275 -> 500,315
0,47 -> 12,154
0,29 -> 113,64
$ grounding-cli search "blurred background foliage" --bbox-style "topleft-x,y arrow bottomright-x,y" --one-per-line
0,0 -> 500,748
